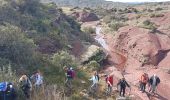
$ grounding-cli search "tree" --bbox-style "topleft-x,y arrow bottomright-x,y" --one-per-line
0,24 -> 37,68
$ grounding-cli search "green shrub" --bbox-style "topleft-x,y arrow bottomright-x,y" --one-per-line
155,7 -> 163,11
143,20 -> 152,26
89,49 -> 105,63
109,21 -> 124,31
155,14 -> 164,17
83,27 -> 95,34
150,13 -> 164,18
103,15 -> 128,24
142,20 -> 157,32
147,9 -> 154,12
87,60 -> 100,71
52,51 -> 76,71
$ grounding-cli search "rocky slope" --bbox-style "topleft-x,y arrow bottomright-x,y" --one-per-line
77,2 -> 170,99
109,10 -> 170,99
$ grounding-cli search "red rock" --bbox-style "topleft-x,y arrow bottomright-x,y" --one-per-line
114,26 -> 170,67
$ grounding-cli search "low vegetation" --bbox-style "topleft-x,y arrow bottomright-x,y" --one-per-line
0,0 -> 93,99
109,21 -> 125,31
82,27 -> 95,34
150,13 -> 164,18
142,20 -> 157,32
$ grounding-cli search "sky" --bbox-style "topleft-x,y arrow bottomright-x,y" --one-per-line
106,0 -> 170,2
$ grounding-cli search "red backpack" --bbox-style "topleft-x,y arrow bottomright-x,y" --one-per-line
106,76 -> 113,85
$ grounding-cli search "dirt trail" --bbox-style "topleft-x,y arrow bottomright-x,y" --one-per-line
103,30 -> 170,100
95,27 -> 151,100
108,40 -> 150,100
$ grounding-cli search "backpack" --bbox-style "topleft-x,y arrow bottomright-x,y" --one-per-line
0,82 -> 7,92
106,76 -> 113,84
71,70 -> 75,79
67,70 -> 72,78
108,76 -> 113,85
22,79 -> 31,90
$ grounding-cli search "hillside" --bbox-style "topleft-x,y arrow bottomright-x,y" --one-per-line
42,0 -> 130,9
1,0 -> 170,100
0,0 -> 93,68
0,0 -> 95,99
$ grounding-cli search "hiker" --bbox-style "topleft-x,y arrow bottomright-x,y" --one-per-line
117,77 -> 130,97
105,74 -> 113,95
139,73 -> 149,93
0,82 -> 17,100
30,72 -> 37,85
149,74 -> 160,93
65,67 -> 75,88
19,75 -> 32,98
5,82 -> 17,100
89,71 -> 100,93
34,70 -> 43,89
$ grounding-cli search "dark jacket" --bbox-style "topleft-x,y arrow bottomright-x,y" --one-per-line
117,79 -> 130,88
149,76 -> 160,86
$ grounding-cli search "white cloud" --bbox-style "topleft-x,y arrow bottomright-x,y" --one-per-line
106,0 -> 170,2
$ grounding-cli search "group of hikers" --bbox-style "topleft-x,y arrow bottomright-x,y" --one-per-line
139,73 -> 160,94
0,66 -> 161,99
88,71 -> 161,97
0,70 -> 43,100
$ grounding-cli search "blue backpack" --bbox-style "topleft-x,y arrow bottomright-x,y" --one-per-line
0,82 -> 7,92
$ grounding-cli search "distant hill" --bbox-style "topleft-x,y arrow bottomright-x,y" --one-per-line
41,0 -> 130,9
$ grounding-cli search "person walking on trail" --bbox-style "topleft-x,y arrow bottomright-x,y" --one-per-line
149,74 -> 160,94
105,74 -> 113,95
65,67 -> 75,88
139,73 -> 149,93
89,71 -> 100,93
117,77 -> 130,97
34,70 -> 43,89
19,75 -> 32,98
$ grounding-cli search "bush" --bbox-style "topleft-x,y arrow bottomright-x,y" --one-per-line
103,15 -> 128,24
142,20 -> 157,32
0,24 -> 39,69
155,7 -> 163,11
83,27 -> 95,34
87,60 -> 100,71
147,9 -> 154,12
150,13 -> 164,18
52,51 -> 76,71
109,21 -> 124,31
143,20 -> 152,26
